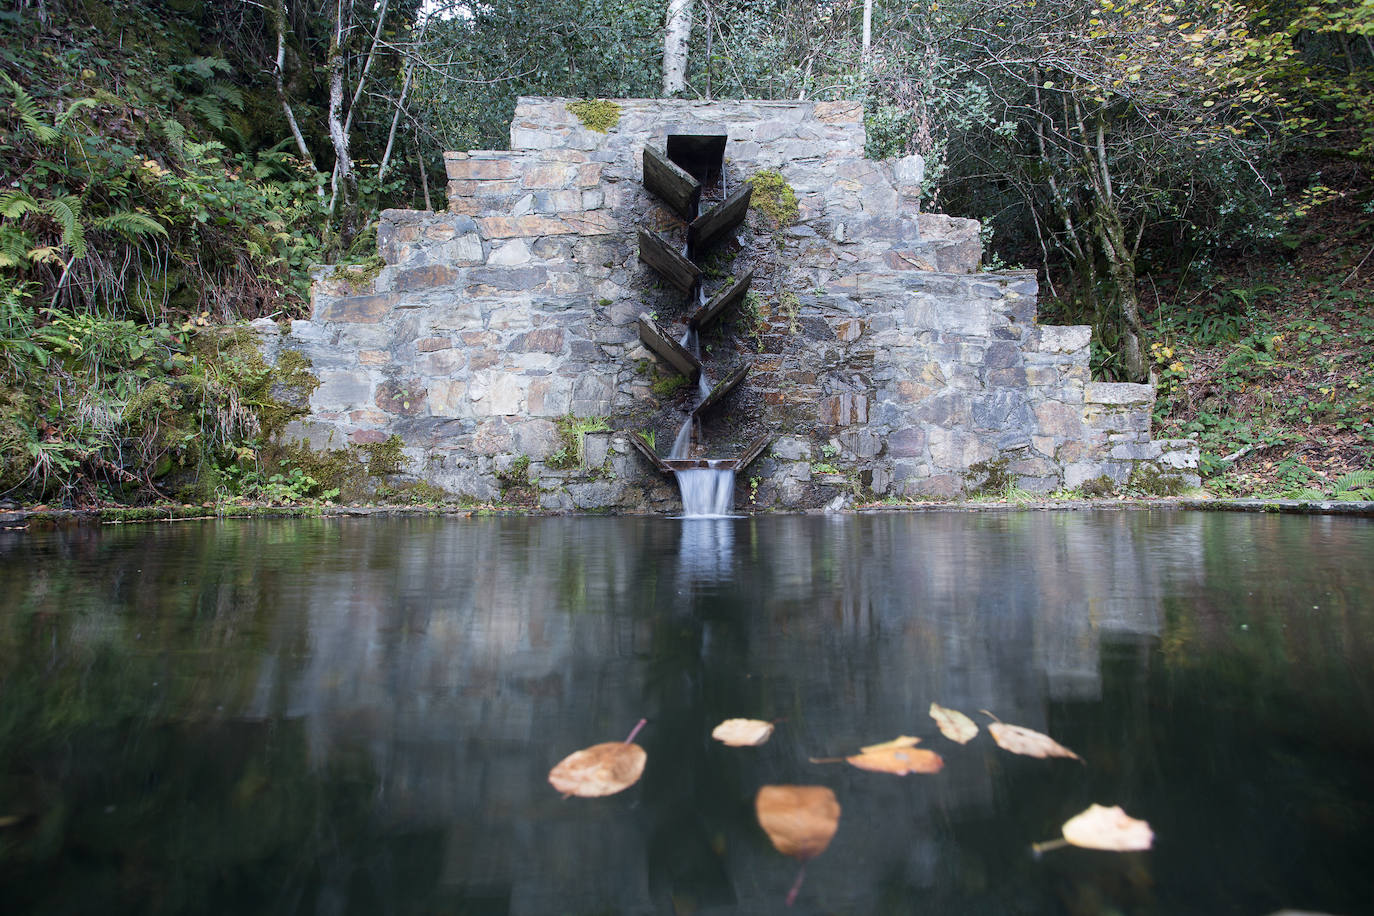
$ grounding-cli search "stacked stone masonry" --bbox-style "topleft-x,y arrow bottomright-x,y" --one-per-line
271,98 -> 1199,510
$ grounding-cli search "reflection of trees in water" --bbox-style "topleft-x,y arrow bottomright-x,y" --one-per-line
4,514 -> 1374,914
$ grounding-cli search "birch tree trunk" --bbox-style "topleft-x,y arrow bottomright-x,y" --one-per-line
662,0 -> 693,96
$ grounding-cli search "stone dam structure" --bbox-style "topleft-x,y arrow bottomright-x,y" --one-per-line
264,98 -> 1199,511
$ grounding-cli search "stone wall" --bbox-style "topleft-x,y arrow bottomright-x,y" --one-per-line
269,97 -> 1198,510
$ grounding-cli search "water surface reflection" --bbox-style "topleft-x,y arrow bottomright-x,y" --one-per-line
2,512 -> 1372,915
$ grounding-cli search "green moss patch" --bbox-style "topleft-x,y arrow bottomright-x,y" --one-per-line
567,100 -> 621,133
747,170 -> 799,226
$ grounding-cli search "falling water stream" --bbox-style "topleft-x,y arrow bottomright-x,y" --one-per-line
670,176 -> 736,517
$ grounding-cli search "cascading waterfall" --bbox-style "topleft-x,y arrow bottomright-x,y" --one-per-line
675,464 -> 737,517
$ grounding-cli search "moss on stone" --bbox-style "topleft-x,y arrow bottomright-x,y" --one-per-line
567,99 -> 621,133
1081,475 -> 1116,497
651,374 -> 688,398
1126,465 -> 1188,496
747,170 -> 799,226
963,458 -> 1014,497
359,434 -> 407,477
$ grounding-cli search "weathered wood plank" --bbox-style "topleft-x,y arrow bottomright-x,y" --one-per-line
638,314 -> 701,380
692,363 -> 749,420
642,145 -> 700,219
689,269 -> 754,331
637,228 -> 702,293
736,433 -> 772,471
629,433 -> 672,475
687,185 -> 752,257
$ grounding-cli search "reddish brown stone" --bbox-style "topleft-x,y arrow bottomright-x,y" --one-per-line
315,293 -> 399,324
514,328 -> 564,353
349,429 -> 389,445
416,337 -> 453,353
445,158 -> 517,180
375,379 -> 428,417
393,266 -> 462,292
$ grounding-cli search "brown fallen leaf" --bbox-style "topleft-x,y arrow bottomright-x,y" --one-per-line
548,741 -> 647,797
755,785 -> 841,860
847,744 -> 944,775
929,702 -> 979,744
982,711 -> 1081,761
756,784 -> 842,906
712,718 -> 774,747
1061,804 -> 1154,851
859,735 -> 920,754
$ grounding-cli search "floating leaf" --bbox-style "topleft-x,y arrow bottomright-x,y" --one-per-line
755,785 -> 841,860
929,703 -> 979,744
712,718 -> 774,747
1033,807 -> 1154,856
847,744 -> 944,775
859,734 -> 920,754
983,712 -> 1081,761
548,741 -> 647,797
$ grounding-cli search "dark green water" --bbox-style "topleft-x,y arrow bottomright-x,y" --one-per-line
2,511 -> 1373,916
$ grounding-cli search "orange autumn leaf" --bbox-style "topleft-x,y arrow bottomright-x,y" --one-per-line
755,785 -> 841,860
929,703 -> 979,744
548,741 -> 647,798
846,744 -> 944,775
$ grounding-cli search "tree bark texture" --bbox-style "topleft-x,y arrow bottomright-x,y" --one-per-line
663,0 -> 693,96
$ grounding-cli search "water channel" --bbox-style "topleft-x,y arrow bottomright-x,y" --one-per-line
2,511 -> 1372,915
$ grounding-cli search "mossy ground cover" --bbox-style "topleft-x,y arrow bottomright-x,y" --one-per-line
1148,211 -> 1374,498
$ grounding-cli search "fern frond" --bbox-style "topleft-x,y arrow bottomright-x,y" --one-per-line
94,211 -> 168,240
0,190 -> 41,220
1,74 -> 57,142
1334,470 -> 1374,491
161,118 -> 187,153
42,195 -> 86,259
189,95 -> 227,130
54,97 -> 100,130
207,81 -> 243,111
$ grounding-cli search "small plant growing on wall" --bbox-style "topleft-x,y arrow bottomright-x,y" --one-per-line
548,415 -> 610,469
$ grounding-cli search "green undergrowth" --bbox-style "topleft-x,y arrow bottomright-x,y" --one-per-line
1149,229 -> 1374,498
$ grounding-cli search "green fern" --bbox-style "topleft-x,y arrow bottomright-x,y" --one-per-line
0,190 -> 41,220
43,195 -> 86,260
94,211 -> 168,241
2,74 -> 58,142
1333,470 -> 1374,501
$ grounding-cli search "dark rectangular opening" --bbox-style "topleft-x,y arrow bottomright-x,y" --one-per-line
667,134 -> 727,182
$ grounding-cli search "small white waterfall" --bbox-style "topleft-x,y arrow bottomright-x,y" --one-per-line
674,466 -> 736,517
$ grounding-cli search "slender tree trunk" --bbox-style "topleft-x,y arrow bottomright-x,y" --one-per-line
862,0 -> 873,65
663,0 -> 693,96
326,0 -> 352,219
273,0 -> 323,198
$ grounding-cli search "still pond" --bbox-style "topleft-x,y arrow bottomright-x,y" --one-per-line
1,510 -> 1372,915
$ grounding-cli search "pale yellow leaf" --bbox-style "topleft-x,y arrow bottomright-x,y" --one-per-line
929,703 -> 979,744
846,745 -> 944,776
859,734 -> 920,754
712,718 -> 774,747
988,722 -> 1082,761
1062,804 -> 1154,851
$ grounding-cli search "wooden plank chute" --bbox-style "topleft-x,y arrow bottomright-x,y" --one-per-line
642,145 -> 701,219
637,228 -> 702,294
689,269 -> 754,331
